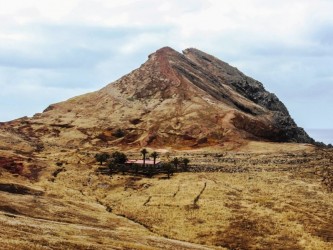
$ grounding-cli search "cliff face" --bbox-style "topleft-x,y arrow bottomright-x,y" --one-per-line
0,47 -> 313,150
181,48 -> 312,143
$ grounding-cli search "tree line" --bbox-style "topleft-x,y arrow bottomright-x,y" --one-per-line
95,149 -> 190,178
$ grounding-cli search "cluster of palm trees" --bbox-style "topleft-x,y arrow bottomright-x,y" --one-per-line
140,148 -> 158,167
169,156 -> 190,172
140,148 -> 190,171
95,149 -> 190,178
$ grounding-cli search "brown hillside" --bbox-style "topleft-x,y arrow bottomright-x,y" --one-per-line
0,47 -> 313,151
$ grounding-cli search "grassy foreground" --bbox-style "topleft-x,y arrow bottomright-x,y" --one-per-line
0,142 -> 332,249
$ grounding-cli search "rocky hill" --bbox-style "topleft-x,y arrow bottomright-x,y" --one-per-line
1,47 -> 332,250
0,47 -> 313,152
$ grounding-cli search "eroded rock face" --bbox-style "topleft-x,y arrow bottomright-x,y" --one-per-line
182,48 -> 313,143
2,47 -> 314,149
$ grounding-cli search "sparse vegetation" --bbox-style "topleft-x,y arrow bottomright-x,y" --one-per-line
162,162 -> 174,179
112,128 -> 125,138
95,149 -> 187,178
56,161 -> 63,167
171,157 -> 180,171
108,151 -> 128,174
94,152 -> 110,165
181,157 -> 190,171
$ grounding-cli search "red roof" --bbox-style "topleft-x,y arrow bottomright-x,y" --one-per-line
126,159 -> 161,165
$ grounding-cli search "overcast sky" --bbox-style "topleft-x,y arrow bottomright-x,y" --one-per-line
0,1 -> 332,138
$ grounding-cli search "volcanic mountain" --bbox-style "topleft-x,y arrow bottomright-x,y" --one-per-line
1,47 -> 313,151
2,47 -> 333,250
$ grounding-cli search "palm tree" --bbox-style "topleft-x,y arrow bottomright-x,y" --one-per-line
140,148 -> 148,169
151,152 -> 159,168
149,151 -> 159,177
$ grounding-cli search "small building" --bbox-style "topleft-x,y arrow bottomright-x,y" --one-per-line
126,159 -> 162,167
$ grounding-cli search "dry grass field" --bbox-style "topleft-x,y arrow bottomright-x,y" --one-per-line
0,142 -> 332,249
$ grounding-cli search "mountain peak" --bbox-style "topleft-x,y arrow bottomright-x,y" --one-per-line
148,46 -> 181,60
156,46 -> 178,54
12,47 -> 314,149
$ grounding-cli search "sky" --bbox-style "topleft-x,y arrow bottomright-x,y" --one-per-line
0,0 -> 332,141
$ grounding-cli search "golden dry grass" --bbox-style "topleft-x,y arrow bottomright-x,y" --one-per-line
0,142 -> 332,249
87,171 -> 333,250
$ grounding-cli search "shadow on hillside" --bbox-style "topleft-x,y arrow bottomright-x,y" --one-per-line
96,164 -> 176,178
